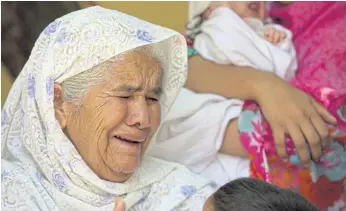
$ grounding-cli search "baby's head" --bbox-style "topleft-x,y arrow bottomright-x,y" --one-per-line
186,1 -> 265,40
203,178 -> 320,211
205,1 -> 266,20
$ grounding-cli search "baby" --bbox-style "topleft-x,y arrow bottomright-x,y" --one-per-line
187,1 -> 297,80
203,178 -> 321,211
205,2 -> 286,44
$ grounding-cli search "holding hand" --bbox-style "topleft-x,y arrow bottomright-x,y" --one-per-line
113,199 -> 125,211
264,27 -> 286,44
254,73 -> 337,164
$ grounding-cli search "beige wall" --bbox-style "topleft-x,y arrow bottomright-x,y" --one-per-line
1,1 -> 188,106
83,1 -> 188,32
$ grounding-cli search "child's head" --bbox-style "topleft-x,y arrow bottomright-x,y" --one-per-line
203,178 -> 320,211
205,1 -> 266,20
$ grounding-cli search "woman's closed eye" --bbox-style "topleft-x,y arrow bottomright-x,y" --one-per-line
116,92 -> 133,100
119,96 -> 131,99
146,97 -> 158,102
117,95 -> 158,102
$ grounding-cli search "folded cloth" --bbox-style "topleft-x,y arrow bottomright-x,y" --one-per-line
239,2 -> 346,210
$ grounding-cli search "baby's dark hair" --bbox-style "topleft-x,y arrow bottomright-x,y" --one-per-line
213,178 -> 320,211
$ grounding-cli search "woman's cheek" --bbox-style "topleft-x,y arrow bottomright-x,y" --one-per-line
103,99 -> 128,126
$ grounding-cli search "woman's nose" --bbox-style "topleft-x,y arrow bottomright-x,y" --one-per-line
126,97 -> 151,129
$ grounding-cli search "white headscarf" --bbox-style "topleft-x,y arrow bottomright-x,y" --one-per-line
1,6 -> 212,211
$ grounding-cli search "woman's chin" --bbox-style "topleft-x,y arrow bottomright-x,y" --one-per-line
101,145 -> 143,180
99,165 -> 138,182
103,161 -> 141,182
112,165 -> 139,175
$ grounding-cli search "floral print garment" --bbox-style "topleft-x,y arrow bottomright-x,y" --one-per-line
239,2 -> 346,210
239,102 -> 346,210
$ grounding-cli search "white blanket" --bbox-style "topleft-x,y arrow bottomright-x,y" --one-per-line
194,7 -> 297,80
148,88 -> 250,187
148,7 -> 298,187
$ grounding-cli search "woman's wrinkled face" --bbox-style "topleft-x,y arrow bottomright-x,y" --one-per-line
56,51 -> 162,182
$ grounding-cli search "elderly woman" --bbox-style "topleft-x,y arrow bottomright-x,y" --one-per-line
1,6 -> 214,211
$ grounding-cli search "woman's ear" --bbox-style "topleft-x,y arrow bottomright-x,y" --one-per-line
54,83 -> 68,129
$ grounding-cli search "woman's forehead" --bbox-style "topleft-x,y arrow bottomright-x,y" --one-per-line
116,51 -> 161,74
116,54 -> 161,79
103,52 -> 163,90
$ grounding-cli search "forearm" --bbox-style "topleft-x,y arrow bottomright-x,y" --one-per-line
185,56 -> 275,157
219,118 -> 249,157
185,56 -> 273,100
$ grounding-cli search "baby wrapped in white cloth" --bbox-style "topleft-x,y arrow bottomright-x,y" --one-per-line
190,1 -> 297,80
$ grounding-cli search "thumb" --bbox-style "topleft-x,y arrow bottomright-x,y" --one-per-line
113,199 -> 126,211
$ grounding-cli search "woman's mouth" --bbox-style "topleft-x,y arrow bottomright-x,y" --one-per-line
114,135 -> 140,144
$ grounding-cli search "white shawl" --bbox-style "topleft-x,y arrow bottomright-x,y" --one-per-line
1,6 -> 213,211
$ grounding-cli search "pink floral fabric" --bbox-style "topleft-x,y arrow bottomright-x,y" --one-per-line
239,2 -> 346,210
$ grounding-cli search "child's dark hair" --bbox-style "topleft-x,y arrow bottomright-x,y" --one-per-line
213,178 -> 320,211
